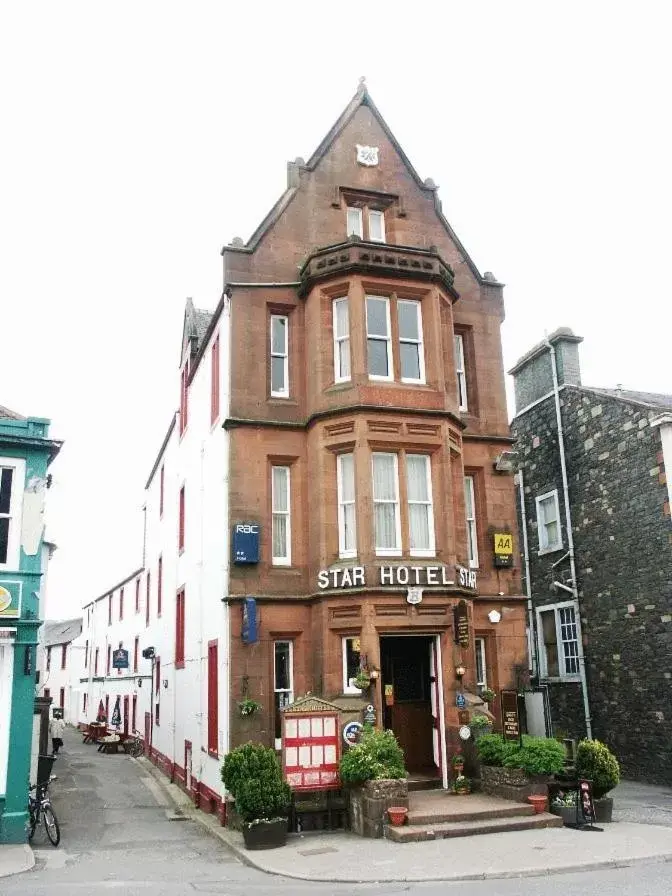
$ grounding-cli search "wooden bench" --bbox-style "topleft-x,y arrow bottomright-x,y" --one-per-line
97,736 -> 121,754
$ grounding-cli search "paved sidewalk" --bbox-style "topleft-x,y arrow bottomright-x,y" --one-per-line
0,845 -> 34,879
140,760 -> 672,883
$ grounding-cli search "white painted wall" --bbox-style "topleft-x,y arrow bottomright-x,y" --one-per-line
72,297 -> 231,799
0,639 -> 15,796
39,637 -> 84,723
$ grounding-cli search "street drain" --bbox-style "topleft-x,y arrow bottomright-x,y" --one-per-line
298,847 -> 339,856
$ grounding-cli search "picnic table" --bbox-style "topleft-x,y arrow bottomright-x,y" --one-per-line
83,722 -> 108,744
97,735 -> 121,754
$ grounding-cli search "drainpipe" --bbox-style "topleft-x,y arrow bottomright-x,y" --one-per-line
517,468 -> 538,677
545,338 -> 593,739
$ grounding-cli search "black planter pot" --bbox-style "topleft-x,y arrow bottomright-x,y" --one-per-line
241,818 -> 288,850
594,796 -> 613,823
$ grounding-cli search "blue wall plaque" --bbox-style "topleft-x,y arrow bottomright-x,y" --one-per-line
233,523 -> 260,564
242,597 -> 258,644
112,648 -> 129,669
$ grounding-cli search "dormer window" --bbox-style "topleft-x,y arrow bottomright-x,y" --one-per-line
346,205 -> 386,242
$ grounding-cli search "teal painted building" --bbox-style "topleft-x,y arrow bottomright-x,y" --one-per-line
0,405 -> 61,844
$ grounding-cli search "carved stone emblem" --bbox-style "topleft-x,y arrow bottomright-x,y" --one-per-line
356,144 -> 379,167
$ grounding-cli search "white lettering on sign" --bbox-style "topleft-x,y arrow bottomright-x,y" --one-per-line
236,524 -> 259,534
316,565 -> 476,590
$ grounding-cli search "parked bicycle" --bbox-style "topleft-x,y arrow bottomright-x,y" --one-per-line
125,730 -> 144,758
28,774 -> 60,847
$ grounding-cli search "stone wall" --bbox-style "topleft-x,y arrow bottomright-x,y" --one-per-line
348,778 -> 408,838
513,385 -> 672,784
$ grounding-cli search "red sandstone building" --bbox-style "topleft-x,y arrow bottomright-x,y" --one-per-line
224,83 -> 527,785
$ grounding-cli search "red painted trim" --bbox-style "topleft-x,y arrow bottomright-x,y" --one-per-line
147,747 -> 226,825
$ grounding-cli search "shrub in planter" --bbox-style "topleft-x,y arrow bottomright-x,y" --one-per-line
340,726 -> 406,784
575,739 -> 620,798
221,743 -> 291,848
475,734 -> 519,767
469,714 -> 493,739
503,736 -> 566,776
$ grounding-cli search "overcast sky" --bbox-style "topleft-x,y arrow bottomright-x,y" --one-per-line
2,3 -> 670,619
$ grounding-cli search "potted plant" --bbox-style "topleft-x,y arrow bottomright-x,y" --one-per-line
469,713 -> 492,739
476,734 -> 566,800
237,698 -> 262,717
479,687 -> 496,704
451,753 -> 465,776
575,739 -> 620,822
221,743 -> 291,849
352,669 -> 371,691
550,790 -> 578,824
387,806 -> 408,826
454,774 -> 471,795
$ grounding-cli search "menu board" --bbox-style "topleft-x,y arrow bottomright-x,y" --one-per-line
501,690 -> 521,741
454,600 -> 470,648
282,712 -> 341,791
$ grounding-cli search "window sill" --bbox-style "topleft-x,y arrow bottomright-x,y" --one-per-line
538,546 -> 564,556
207,749 -> 219,760
175,661 -> 185,670
410,551 -> 436,559
368,375 -> 394,383
539,676 -> 581,684
375,550 -> 402,558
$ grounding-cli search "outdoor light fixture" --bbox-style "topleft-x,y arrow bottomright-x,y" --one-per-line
455,664 -> 466,678
142,646 -> 155,660
369,669 -> 380,680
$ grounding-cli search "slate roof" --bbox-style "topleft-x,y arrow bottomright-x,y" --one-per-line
43,617 -> 83,647
0,405 -> 25,420
583,387 -> 672,411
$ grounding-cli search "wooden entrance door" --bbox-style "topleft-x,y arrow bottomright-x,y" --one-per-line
381,637 -> 435,773
123,696 -> 129,735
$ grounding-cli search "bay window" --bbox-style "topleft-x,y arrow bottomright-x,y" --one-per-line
342,637 -> 362,694
337,453 -> 357,558
398,300 -> 425,383
366,296 -> 393,380
270,315 -> 289,398
464,475 -> 479,568
407,454 -> 434,556
372,452 -> 401,555
333,298 -> 351,382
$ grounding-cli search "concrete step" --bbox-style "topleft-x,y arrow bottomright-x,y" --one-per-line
386,812 -> 564,843
408,801 -> 534,826
407,776 -> 443,792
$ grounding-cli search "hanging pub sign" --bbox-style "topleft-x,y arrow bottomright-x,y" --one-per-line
454,600 -> 470,648
112,648 -> 129,670
282,700 -> 341,791
241,597 -> 258,644
501,690 -> 521,742
493,533 -> 514,568
232,523 -> 260,564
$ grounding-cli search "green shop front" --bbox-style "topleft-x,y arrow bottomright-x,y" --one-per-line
0,409 -> 60,843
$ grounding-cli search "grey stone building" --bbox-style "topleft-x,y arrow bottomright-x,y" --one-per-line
510,329 -> 672,785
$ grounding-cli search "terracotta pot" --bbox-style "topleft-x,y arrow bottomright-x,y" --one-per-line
387,806 -> 408,826
527,794 -> 548,815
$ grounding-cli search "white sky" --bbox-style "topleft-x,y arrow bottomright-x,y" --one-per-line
2,2 -> 670,619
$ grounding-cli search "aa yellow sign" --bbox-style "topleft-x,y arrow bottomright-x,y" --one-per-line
494,533 -> 513,555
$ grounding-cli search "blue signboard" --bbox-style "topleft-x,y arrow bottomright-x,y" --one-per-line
112,648 -> 129,669
242,597 -> 258,644
456,692 -> 466,709
233,523 -> 260,564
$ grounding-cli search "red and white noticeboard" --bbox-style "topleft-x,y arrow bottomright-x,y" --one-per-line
282,712 -> 340,791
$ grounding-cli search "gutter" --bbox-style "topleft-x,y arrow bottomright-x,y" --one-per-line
545,338 -> 593,739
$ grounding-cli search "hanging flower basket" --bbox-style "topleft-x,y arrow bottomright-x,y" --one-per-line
353,670 -> 372,691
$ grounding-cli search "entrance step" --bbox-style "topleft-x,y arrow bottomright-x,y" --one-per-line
386,811 -> 563,842
408,791 -> 535,826
407,774 -> 442,792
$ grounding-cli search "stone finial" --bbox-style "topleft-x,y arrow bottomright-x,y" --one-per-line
230,237 -> 244,248
483,271 -> 497,282
357,76 -> 367,92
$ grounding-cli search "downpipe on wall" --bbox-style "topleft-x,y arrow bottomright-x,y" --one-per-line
517,467 -> 539,677
546,338 -> 593,739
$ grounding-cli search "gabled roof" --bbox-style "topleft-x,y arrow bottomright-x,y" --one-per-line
582,387 -> 672,412
225,81 -> 487,284
0,405 -> 25,420
43,617 -> 82,647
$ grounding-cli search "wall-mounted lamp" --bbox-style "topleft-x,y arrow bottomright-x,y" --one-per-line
488,610 -> 502,624
455,664 -> 466,679
162,679 -> 169,689
369,669 -> 380,681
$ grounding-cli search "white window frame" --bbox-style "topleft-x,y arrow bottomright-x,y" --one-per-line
271,466 -> 291,566
0,458 -> 25,571
372,452 -> 402,557
366,296 -> 393,382
342,636 -> 362,695
475,637 -> 487,689
368,209 -> 386,242
536,602 -> 581,680
346,206 -> 363,238
332,297 -> 351,383
407,453 -> 435,557
454,333 -> 468,412
337,453 -> 357,559
270,315 -> 289,398
273,640 -> 294,749
536,489 -> 563,554
464,474 -> 479,568
398,299 -> 426,384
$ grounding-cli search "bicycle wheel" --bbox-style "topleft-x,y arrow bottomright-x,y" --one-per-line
28,806 -> 38,841
42,804 -> 60,847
